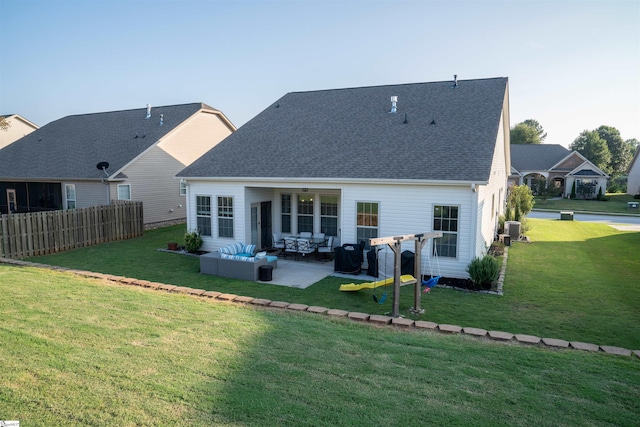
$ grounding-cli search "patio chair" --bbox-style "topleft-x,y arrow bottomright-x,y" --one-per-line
317,236 -> 334,260
296,238 -> 316,261
300,231 -> 312,238
284,237 -> 298,260
272,232 -> 285,254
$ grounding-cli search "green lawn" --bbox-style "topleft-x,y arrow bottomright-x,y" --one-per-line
533,193 -> 640,214
1,267 -> 638,426
25,218 -> 640,350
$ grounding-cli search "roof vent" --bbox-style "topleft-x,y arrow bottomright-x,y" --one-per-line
389,96 -> 398,113
160,114 -> 164,126
452,75 -> 458,88
146,104 -> 151,119
430,114 -> 436,125
403,113 -> 408,124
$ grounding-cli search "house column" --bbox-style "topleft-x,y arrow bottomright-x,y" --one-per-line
314,192 -> 321,233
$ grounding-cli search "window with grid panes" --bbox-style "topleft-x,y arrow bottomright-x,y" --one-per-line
196,196 -> 211,236
320,195 -> 338,236
281,194 -> 291,233
297,195 -> 314,233
356,202 -> 378,249
433,205 -> 458,257
217,196 -> 234,238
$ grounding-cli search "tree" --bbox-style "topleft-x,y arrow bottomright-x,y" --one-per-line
510,121 -> 544,144
522,119 -> 547,142
626,138 -> 639,157
506,185 -> 534,221
596,125 -> 632,177
569,130 -> 611,174
0,116 -> 10,131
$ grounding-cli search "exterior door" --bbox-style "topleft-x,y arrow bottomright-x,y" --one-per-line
251,204 -> 260,248
261,201 -> 272,249
6,189 -> 16,213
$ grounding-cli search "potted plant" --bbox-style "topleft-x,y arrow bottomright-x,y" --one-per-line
167,242 -> 179,251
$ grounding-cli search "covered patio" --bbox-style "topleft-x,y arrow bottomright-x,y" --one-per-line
256,257 -> 377,289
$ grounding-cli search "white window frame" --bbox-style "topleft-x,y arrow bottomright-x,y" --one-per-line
65,184 -> 76,209
281,193 -> 291,234
320,194 -> 338,236
297,194 -> 314,234
217,196 -> 234,238
179,180 -> 187,196
117,184 -> 131,201
196,195 -> 212,236
433,204 -> 459,258
356,201 -> 379,250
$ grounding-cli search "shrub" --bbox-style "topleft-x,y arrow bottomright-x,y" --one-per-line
466,255 -> 500,290
184,231 -> 204,253
596,187 -> 609,201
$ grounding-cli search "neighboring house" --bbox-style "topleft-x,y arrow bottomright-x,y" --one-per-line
509,144 -> 609,199
178,77 -> 511,279
0,114 -> 39,149
0,103 -> 235,224
627,149 -> 640,196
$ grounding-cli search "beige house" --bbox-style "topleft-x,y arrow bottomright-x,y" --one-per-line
0,103 -> 235,224
0,114 -> 39,149
510,144 -> 609,199
627,149 -> 640,196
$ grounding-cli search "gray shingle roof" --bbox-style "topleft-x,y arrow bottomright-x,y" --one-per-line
510,144 -> 570,172
178,77 -> 509,182
0,103 -> 221,180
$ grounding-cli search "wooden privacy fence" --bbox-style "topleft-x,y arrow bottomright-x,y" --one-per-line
0,202 -> 144,259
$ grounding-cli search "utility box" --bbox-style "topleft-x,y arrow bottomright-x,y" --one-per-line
560,211 -> 574,221
505,221 -> 521,239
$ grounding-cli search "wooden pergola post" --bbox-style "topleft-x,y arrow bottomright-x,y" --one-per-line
370,232 -> 442,318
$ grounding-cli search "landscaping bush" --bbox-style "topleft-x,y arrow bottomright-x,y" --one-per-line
184,230 -> 204,253
466,255 -> 500,290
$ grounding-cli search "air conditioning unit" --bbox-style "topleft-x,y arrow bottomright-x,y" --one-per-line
505,221 -> 521,239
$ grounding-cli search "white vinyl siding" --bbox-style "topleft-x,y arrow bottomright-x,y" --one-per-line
187,180 -> 476,278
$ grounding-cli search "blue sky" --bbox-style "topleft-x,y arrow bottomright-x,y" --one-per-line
1,0 -> 638,147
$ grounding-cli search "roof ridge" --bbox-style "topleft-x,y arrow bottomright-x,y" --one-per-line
288,76 -> 508,96
61,102 -> 210,119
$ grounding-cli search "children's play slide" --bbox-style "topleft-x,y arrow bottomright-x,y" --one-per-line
339,275 -> 416,292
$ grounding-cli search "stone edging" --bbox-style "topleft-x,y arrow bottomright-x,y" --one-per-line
2,257 -> 637,360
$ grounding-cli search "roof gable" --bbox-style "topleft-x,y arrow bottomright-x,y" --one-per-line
0,103 -> 223,180
179,77 -> 509,182
510,144 -> 570,172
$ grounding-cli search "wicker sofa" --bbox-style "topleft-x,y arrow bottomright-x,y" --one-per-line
200,242 -> 278,281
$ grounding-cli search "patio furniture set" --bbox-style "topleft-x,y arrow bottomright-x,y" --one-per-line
199,242 -> 279,281
272,232 -> 334,261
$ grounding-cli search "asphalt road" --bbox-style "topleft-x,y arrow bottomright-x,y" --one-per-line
528,210 -> 640,230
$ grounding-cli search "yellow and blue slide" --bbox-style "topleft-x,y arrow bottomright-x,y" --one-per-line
339,275 -> 416,291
